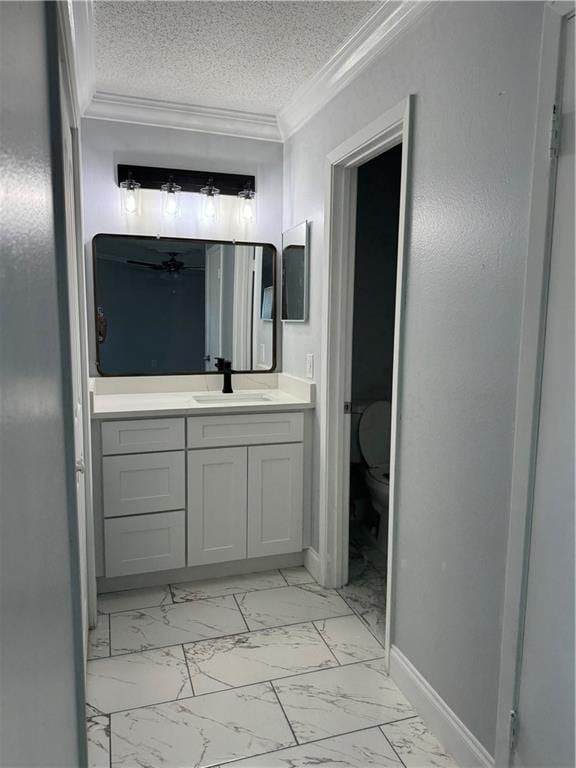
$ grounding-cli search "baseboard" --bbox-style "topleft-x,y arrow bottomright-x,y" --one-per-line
389,646 -> 495,768
97,551 -> 304,593
304,546 -> 322,583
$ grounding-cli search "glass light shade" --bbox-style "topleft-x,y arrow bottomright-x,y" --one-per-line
120,179 -> 141,215
161,181 -> 182,218
238,189 -> 256,224
200,183 -> 220,222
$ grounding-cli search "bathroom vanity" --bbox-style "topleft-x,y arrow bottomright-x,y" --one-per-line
91,374 -> 314,585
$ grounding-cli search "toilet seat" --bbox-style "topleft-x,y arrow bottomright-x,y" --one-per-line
366,466 -> 389,485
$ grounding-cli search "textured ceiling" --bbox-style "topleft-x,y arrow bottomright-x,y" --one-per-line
94,1 -> 379,115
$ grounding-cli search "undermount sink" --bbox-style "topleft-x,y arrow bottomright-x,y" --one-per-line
192,392 -> 273,404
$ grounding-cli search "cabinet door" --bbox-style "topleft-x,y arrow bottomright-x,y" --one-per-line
105,510 -> 186,577
103,451 -> 185,518
187,448 -> 247,566
247,444 -> 303,558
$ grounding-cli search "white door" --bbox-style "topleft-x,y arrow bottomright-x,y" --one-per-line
187,447 -> 248,565
60,83 -> 89,653
247,443 -> 303,558
513,15 -> 574,768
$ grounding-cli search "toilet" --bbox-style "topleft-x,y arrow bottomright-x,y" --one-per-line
350,400 -> 391,551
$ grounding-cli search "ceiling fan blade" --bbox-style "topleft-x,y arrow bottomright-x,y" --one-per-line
127,260 -> 164,269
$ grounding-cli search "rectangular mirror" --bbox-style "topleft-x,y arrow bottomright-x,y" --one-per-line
93,234 -> 276,375
282,221 -> 308,323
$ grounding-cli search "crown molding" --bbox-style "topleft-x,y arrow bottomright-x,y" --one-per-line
57,0 -> 95,121
70,0 -> 96,114
84,92 -> 282,142
277,0 -> 433,140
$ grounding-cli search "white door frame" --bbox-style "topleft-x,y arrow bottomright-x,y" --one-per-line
318,96 -> 413,667
57,3 -> 98,632
494,4 -> 573,765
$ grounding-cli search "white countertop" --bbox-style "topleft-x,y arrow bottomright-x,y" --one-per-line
90,374 -> 315,420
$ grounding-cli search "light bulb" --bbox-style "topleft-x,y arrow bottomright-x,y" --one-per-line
120,176 -> 141,215
238,185 -> 256,225
125,190 -> 137,213
205,195 -> 216,220
161,179 -> 181,219
200,180 -> 220,222
240,196 -> 254,223
165,193 -> 177,216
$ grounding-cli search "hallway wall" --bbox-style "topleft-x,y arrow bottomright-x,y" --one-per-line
0,3 -> 85,766
282,1 -> 543,754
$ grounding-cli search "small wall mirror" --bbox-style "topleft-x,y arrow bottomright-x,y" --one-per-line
93,234 -> 276,375
282,221 -> 309,322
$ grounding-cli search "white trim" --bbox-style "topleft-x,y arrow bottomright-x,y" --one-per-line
303,546 -> 322,584
278,2 -> 431,139
85,92 -> 282,142
57,5 -> 98,633
494,3 -> 570,766
58,0 -> 95,117
390,646 -> 494,768
318,98 -> 412,678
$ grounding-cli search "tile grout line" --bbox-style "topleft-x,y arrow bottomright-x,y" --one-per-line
310,621 -> 342,667
214,718 -> 422,768
98,705 -> 418,768
84,653 -> 391,718
232,592 -> 251,633
278,568 -> 290,586
98,577 -> 322,615
269,680 -> 300,747
335,587 -> 387,649
103,611 -> 357,659
108,712 -> 112,768
379,723 -> 412,768
181,642 -> 196,697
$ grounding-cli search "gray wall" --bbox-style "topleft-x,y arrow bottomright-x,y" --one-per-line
0,3 -> 85,767
282,1 -> 543,753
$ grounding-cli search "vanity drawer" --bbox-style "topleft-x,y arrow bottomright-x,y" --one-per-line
105,510 -> 185,577
103,451 -> 185,518
187,412 -> 304,448
101,418 -> 185,455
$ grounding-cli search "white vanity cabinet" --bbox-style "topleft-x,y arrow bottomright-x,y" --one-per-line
98,411 -> 305,578
187,447 -> 248,565
247,443 -> 303,558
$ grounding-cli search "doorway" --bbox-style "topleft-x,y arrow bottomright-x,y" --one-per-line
318,98 -> 412,667
348,145 -> 402,628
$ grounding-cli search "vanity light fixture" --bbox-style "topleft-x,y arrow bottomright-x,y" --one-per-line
200,178 -> 220,222
117,165 -> 256,223
238,182 -> 256,224
161,176 -> 182,218
119,171 -> 141,215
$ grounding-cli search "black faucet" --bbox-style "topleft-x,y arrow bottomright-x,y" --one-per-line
215,357 -> 234,394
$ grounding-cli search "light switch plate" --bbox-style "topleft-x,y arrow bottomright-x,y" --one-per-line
306,353 -> 314,379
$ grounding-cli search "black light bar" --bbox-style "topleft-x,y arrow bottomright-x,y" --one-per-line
117,164 -> 256,196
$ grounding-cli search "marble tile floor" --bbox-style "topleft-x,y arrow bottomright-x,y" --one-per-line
87,565 -> 457,767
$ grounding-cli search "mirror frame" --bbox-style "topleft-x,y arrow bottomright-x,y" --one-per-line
92,233 -> 278,377
281,220 -> 309,323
